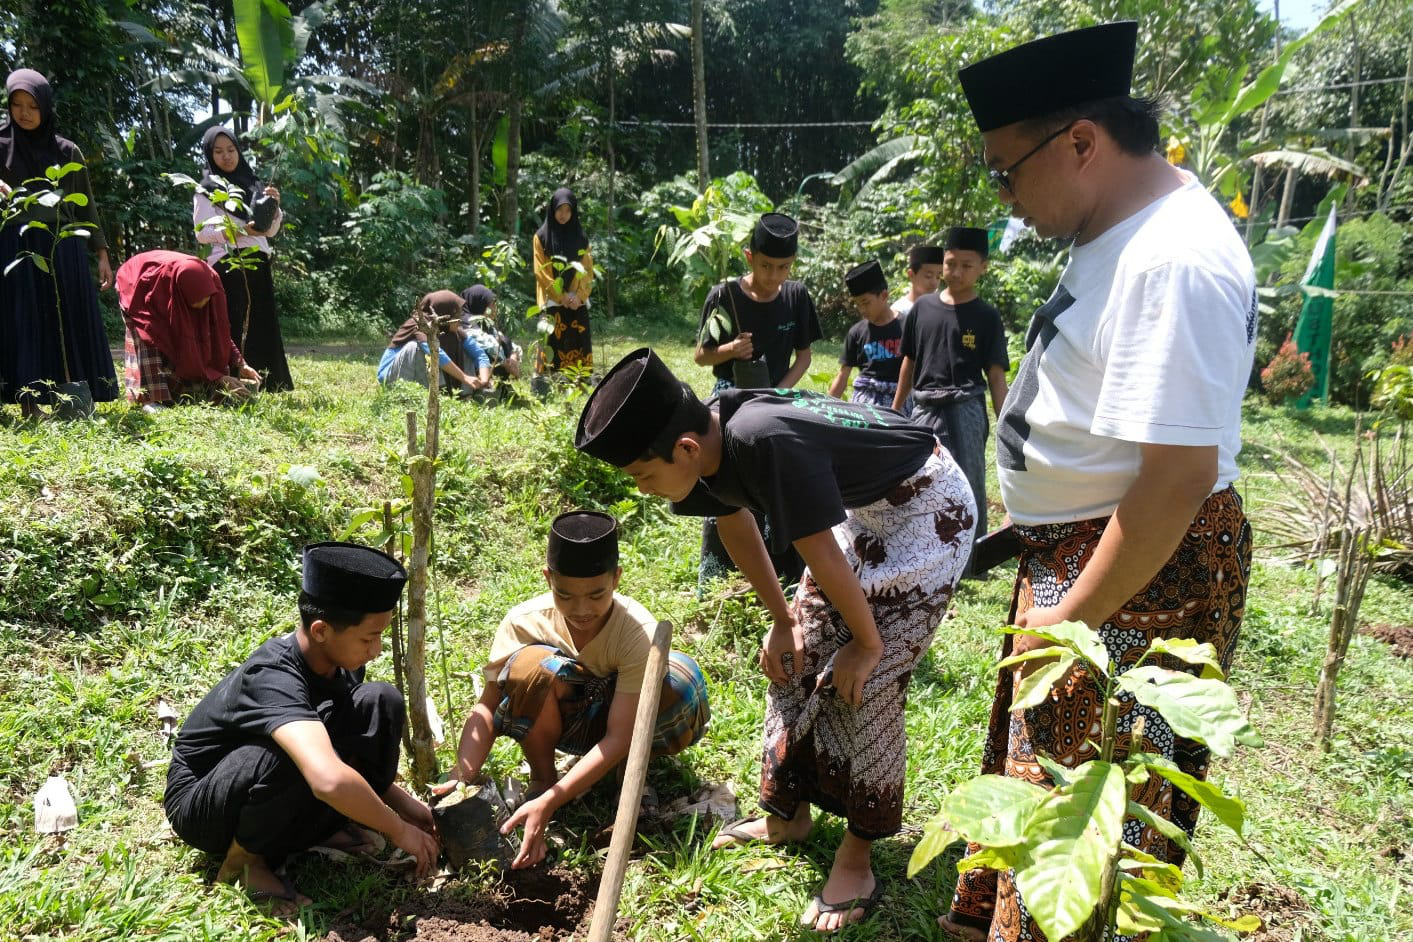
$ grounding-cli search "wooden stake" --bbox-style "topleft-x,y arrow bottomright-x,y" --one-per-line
586,620 -> 673,942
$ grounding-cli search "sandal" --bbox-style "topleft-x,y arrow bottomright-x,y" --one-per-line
805,879 -> 885,933
712,816 -> 803,849
244,870 -> 306,916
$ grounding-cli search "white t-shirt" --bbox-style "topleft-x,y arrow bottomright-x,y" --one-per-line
891,294 -> 919,316
997,174 -> 1257,525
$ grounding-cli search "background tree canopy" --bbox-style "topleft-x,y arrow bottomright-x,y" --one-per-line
0,0 -> 1408,403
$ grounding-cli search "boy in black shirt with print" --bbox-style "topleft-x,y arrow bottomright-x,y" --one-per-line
164,543 -> 439,913
893,226 -> 1009,556
575,348 -> 973,933
693,212 -> 821,588
829,259 -> 909,414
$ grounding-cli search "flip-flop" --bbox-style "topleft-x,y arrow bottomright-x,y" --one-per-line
712,816 -> 790,848
805,879 -> 885,933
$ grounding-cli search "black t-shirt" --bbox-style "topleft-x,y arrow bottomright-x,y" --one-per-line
840,317 -> 905,384
698,279 -> 823,384
171,633 -> 363,777
671,388 -> 936,551
900,295 -> 1009,397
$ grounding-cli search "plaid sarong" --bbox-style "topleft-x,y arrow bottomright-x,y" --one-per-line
492,644 -> 708,756
122,322 -> 245,405
123,327 -> 173,404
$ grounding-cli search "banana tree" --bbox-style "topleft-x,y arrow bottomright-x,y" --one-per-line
1172,0 -> 1368,199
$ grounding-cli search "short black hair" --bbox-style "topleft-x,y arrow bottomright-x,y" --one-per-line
1020,95 -> 1163,158
636,392 -> 711,464
298,590 -> 372,632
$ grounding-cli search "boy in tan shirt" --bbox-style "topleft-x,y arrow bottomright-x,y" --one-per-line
435,511 -> 708,868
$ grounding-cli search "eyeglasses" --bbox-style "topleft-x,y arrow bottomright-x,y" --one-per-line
987,122 -> 1075,193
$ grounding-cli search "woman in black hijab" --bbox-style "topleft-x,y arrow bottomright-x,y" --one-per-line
531,187 -> 594,382
192,126 -> 293,391
460,284 -> 521,380
0,68 -> 118,418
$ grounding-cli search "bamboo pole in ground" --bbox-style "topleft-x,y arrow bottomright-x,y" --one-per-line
586,620 -> 673,942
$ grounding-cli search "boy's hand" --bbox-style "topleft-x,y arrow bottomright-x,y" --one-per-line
402,798 -> 437,836
730,332 -> 754,360
829,637 -> 882,707
502,795 -> 553,869
760,617 -> 804,685
393,818 -> 440,877
428,778 -> 460,799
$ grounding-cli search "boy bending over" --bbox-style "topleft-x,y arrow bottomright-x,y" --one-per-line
575,348 -> 974,933
435,511 -> 709,869
164,542 -> 440,914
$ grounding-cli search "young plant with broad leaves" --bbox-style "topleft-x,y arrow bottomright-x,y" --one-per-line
909,620 -> 1264,942
164,168 -> 267,356
2,162 -> 98,390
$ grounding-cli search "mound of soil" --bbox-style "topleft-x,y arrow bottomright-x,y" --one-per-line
1218,882 -> 1311,941
324,867 -> 598,942
1361,622 -> 1413,659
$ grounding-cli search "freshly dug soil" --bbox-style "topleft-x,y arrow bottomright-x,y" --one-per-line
1362,622 -> 1413,659
1218,881 -> 1311,941
324,867 -> 598,942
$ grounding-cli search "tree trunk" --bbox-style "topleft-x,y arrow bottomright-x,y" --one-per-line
1277,166 -> 1297,228
468,96 -> 482,235
1345,12 -> 1362,211
1380,36 -> 1412,212
400,301 -> 445,790
1245,0 -> 1280,243
501,95 -> 522,233
605,64 -> 617,320
691,0 -> 709,191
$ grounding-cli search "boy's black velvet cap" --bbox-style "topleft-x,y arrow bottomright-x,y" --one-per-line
750,212 -> 799,258
575,347 -> 697,467
302,542 -> 407,613
547,511 -> 619,577
908,245 -> 946,269
958,22 -> 1138,133
845,259 -> 888,297
945,226 -> 991,258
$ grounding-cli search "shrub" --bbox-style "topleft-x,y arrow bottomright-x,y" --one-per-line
1261,335 -> 1315,405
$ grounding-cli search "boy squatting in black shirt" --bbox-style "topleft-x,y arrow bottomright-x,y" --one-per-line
163,542 -> 440,912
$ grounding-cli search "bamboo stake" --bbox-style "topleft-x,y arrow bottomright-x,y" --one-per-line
384,500 -> 412,757
586,620 -> 673,942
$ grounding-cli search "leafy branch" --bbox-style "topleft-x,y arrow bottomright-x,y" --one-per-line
910,620 -> 1263,942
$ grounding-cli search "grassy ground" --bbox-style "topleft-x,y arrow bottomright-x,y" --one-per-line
0,325 -> 1409,941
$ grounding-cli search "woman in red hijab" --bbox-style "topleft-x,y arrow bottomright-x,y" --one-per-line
116,251 -> 261,410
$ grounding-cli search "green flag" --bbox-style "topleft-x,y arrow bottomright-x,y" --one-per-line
1293,204 -> 1336,408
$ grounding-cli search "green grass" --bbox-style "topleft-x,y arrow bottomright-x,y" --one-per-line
0,334 -> 1409,941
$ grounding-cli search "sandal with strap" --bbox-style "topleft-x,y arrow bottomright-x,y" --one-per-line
806,879 -> 886,933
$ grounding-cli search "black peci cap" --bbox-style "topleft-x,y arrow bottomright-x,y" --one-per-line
944,226 -> 991,258
575,347 -> 699,467
750,212 -> 799,258
844,259 -> 888,297
958,22 -> 1138,133
547,511 -> 619,577
302,542 -> 408,613
908,245 -> 946,269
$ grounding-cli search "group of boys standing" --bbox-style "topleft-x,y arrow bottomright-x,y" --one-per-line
163,19 -> 1257,942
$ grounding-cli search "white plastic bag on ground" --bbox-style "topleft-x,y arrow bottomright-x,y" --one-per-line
35,775 -> 78,834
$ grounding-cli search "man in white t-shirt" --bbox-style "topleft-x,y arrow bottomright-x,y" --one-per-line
940,22 -> 1258,942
